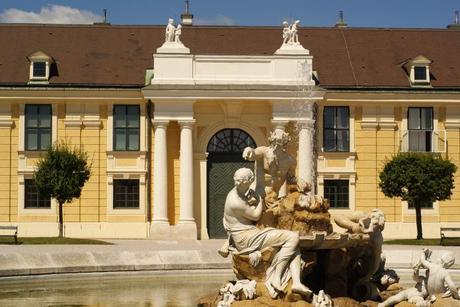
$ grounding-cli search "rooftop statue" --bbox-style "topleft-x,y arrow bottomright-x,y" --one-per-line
157,18 -> 190,54
281,20 -> 301,46
165,18 -> 176,43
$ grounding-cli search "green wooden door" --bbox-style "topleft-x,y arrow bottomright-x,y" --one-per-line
206,128 -> 256,239
207,156 -> 253,239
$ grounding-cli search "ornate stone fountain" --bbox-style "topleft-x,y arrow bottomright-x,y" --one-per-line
196,20 -> 460,307
198,130 -> 460,307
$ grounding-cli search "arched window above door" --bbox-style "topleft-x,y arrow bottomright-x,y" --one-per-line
207,128 -> 256,153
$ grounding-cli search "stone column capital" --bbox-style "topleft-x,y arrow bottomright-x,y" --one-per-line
178,119 -> 196,128
271,119 -> 290,131
297,119 -> 315,129
152,119 -> 170,128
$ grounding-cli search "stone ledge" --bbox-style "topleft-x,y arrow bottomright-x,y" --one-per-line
0,247 -> 459,278
0,250 -> 232,277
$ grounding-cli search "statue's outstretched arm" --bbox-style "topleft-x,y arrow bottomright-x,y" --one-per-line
243,146 -> 267,161
419,250 -> 434,270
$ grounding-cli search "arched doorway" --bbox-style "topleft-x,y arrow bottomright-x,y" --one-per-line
207,128 -> 256,238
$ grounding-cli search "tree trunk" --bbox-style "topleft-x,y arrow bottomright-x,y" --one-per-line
414,201 -> 423,240
58,202 -> 64,238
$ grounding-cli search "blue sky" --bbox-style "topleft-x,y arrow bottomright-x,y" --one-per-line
0,0 -> 459,28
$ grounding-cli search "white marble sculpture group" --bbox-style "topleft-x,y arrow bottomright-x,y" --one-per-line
165,18 -> 182,43
194,18 -> 460,307
379,248 -> 459,307
282,20 -> 301,45
216,130 -> 460,306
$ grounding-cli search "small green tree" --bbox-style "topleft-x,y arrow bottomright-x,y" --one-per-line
379,152 -> 456,240
34,141 -> 91,237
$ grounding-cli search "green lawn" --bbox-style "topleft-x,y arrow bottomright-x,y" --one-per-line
0,237 -> 112,245
384,238 -> 460,246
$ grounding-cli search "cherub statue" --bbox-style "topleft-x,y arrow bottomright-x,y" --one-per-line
420,248 -> 460,299
165,18 -> 176,42
378,265 -> 433,307
174,24 -> 182,43
290,20 -> 300,45
282,21 -> 290,44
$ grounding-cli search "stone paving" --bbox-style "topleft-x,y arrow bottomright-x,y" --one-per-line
0,239 -> 459,277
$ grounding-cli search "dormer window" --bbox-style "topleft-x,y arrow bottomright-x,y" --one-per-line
27,51 -> 53,84
32,62 -> 47,78
404,55 -> 432,86
413,66 -> 428,81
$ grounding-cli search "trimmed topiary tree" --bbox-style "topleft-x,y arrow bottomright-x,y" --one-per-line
34,141 -> 91,237
379,152 -> 456,240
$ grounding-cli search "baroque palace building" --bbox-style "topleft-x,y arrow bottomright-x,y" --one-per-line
0,16 -> 460,239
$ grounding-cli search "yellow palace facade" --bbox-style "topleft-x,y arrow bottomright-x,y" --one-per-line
0,20 -> 459,239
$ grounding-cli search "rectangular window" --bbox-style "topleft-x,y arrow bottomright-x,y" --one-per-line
24,179 -> 50,208
323,106 -> 350,152
408,107 -> 433,152
113,105 -> 140,151
113,179 -> 139,208
408,201 -> 433,209
324,180 -> 349,209
33,62 -> 46,77
414,66 -> 427,81
25,104 -> 51,151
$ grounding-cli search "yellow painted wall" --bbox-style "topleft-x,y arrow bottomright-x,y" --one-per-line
0,104 -> 18,222
167,121 -> 180,225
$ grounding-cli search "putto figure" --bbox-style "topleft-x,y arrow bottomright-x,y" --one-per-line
420,248 -> 460,299
281,20 -> 301,45
165,18 -> 176,42
223,167 -> 312,298
164,18 -> 183,43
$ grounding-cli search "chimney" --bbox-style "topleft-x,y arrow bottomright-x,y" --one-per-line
335,10 -> 348,28
447,10 -> 460,29
181,0 -> 194,26
94,8 -> 111,25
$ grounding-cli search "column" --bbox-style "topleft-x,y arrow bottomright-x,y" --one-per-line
298,119 -> 315,193
151,120 -> 170,237
271,119 -> 289,197
176,120 -> 197,239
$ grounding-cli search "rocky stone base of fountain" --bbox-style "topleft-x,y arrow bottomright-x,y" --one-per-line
198,291 -> 460,307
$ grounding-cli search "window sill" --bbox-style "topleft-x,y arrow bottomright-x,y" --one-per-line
18,150 -> 48,159
319,151 -> 356,157
107,150 -> 146,155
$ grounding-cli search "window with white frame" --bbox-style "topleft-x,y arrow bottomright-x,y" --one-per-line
113,179 -> 140,208
408,200 -> 433,209
25,104 -> 52,151
113,105 -> 140,151
408,107 -> 433,152
324,179 -> 349,208
405,55 -> 432,86
323,106 -> 350,152
24,179 -> 50,209
28,51 -> 52,83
